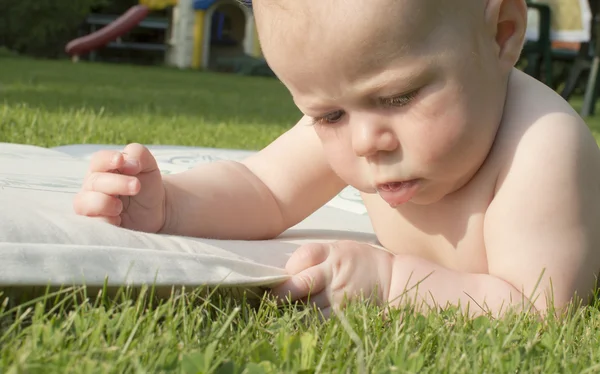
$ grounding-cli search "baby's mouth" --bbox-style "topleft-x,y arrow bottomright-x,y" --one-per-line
376,180 -> 420,207
377,182 -> 406,192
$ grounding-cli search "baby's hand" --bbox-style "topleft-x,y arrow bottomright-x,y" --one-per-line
73,143 -> 166,233
270,240 -> 395,318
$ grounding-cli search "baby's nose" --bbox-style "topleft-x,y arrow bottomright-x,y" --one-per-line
351,122 -> 399,157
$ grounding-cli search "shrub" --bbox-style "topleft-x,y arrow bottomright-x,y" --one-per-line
0,0 -> 110,58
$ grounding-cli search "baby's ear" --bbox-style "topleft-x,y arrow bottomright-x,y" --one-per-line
485,0 -> 528,72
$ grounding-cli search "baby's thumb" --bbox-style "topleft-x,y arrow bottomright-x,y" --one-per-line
121,143 -> 159,175
286,242 -> 331,275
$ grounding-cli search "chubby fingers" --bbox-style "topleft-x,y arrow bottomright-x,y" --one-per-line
82,143 -> 161,196
87,143 -> 157,177
82,171 -> 140,196
73,190 -> 123,221
121,143 -> 159,174
271,243 -> 332,303
285,242 -> 331,274
83,149 -> 139,197
271,263 -> 329,304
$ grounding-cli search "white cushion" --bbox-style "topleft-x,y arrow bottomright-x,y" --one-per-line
0,142 -> 376,296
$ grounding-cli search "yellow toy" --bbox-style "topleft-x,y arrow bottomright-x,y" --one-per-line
141,0 -> 261,69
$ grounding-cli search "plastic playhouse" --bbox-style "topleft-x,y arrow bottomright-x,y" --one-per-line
66,0 -> 270,75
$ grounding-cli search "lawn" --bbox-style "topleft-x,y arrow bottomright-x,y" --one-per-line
2,56 -> 600,373
0,57 -> 301,150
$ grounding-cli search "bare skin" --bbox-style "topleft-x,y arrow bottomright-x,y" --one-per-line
73,0 -> 600,318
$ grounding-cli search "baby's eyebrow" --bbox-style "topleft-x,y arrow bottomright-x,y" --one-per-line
293,97 -> 336,113
292,67 -> 426,109
355,68 -> 424,97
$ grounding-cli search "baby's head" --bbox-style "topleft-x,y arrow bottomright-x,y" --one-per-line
253,0 -> 528,205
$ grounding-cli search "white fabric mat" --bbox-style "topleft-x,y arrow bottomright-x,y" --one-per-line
0,142 -> 376,294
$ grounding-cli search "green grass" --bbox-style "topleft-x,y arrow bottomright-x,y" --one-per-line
0,57 -> 301,150
3,56 -> 600,373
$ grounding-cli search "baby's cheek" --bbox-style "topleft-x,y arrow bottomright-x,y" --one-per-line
323,145 -> 363,185
412,115 -> 469,167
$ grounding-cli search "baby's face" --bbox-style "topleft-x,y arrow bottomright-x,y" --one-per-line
254,0 -> 509,205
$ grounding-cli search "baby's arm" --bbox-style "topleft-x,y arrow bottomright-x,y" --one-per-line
482,111 -> 600,312
388,111 -> 600,316
161,116 -> 347,240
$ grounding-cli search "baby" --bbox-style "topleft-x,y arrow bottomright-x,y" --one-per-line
73,0 -> 600,318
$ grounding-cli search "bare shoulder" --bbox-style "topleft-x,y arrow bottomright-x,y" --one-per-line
241,115 -> 347,226
493,70 -> 600,194
483,70 -> 600,311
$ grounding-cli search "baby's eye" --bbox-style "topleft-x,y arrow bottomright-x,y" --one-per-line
312,110 -> 345,125
381,90 -> 419,107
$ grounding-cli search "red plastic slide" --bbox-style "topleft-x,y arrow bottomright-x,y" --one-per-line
65,5 -> 150,56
